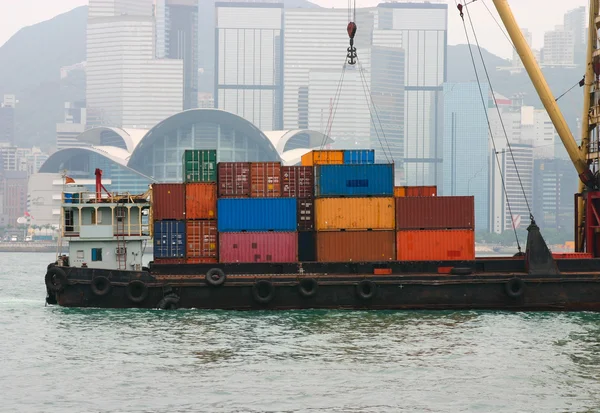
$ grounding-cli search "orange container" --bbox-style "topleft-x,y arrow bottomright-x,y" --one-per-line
301,150 -> 344,166
316,231 -> 395,262
315,197 -> 395,230
185,183 -> 217,219
405,186 -> 437,197
394,186 -> 406,197
396,230 -> 474,261
250,162 -> 282,197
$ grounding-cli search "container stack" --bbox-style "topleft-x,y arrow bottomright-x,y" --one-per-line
282,165 -> 315,261
395,196 -> 475,261
184,150 -> 218,264
152,183 -> 186,264
217,161 -> 298,263
313,150 -> 396,262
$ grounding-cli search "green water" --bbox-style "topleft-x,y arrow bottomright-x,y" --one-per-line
2,252 -> 600,412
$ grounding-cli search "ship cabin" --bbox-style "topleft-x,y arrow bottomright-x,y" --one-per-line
60,186 -> 151,271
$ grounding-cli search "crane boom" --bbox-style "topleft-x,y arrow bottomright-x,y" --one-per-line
491,0 -> 595,188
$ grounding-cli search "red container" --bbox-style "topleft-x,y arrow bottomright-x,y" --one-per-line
281,166 -> 314,198
186,220 -> 217,259
316,231 -> 395,262
297,199 -> 315,231
406,186 -> 437,197
395,196 -> 474,230
186,257 -> 218,264
250,162 -> 282,198
185,183 -> 217,219
152,183 -> 185,220
219,232 -> 298,263
396,230 -> 475,261
153,258 -> 186,265
552,252 -> 592,259
218,162 -> 250,198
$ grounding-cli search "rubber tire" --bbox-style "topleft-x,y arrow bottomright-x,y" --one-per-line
206,268 -> 226,287
91,276 -> 112,297
126,280 -> 148,303
356,280 -> 377,300
45,267 -> 67,293
505,277 -> 526,299
47,262 -> 57,271
253,280 -> 274,304
157,294 -> 180,310
298,278 -> 318,298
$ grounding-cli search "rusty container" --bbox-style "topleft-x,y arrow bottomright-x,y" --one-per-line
396,229 -> 475,261
405,186 -> 437,197
315,197 -> 395,231
297,198 -> 315,231
185,183 -> 217,220
186,257 -> 218,264
219,232 -> 298,263
153,258 -> 186,265
186,220 -> 218,260
301,150 -> 344,166
395,196 -> 474,230
316,231 -> 395,262
218,162 -> 250,198
250,162 -> 282,198
152,183 -> 185,220
394,186 -> 406,197
281,166 -> 314,198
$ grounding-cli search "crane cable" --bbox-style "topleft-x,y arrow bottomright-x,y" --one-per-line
456,1 -> 522,252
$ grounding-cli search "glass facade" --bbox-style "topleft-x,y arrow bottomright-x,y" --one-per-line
443,82 -> 489,231
533,158 -> 577,230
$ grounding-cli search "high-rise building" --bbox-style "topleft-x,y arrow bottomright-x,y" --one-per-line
86,0 -> 183,128
0,170 -> 28,228
56,102 -> 88,150
542,25 -> 575,67
564,6 -> 586,48
443,82 -> 489,231
215,2 -> 284,131
533,158 -> 577,230
0,95 -> 16,145
156,0 -> 198,109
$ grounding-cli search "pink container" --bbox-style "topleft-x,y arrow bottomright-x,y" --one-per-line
219,232 -> 298,263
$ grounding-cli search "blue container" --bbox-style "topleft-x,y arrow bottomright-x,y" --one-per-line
315,164 -> 394,197
217,198 -> 297,232
343,149 -> 375,164
154,220 -> 186,258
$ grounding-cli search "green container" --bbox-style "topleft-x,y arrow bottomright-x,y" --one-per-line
183,150 -> 217,182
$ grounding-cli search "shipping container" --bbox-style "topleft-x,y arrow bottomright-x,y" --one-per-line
183,149 -> 217,183
217,198 -> 297,232
301,150 -> 344,166
405,186 -> 437,197
281,166 -> 314,198
394,186 -> 406,197
219,232 -> 298,263
315,164 -> 394,197
186,220 -> 217,259
250,162 -> 282,198
316,231 -> 395,262
185,183 -> 217,219
343,149 -> 375,164
154,220 -> 186,258
186,257 -> 218,264
297,199 -> 315,231
298,231 -> 316,262
315,197 -> 395,230
396,230 -> 475,261
395,196 -> 474,230
153,258 -> 186,265
152,183 -> 185,220
218,162 -> 251,198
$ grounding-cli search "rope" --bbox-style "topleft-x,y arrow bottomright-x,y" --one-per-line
455,0 -> 522,252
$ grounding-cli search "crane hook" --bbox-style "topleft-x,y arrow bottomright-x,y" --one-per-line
347,22 -> 357,65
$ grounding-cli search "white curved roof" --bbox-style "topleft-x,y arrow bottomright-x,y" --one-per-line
92,146 -> 131,165
75,127 -> 148,153
263,129 -> 333,153
280,148 -> 313,166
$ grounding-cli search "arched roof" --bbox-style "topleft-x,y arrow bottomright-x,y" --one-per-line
280,148 -> 312,166
75,127 -> 148,153
263,129 -> 333,153
128,108 -> 281,168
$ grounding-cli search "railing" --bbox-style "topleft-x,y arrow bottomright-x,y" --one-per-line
62,191 -> 150,205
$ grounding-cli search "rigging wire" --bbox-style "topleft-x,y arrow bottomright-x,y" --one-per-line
480,0 -> 516,54
320,59 -> 348,149
555,76 -> 586,102
455,0 -> 522,252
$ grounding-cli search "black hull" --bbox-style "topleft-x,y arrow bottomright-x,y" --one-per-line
46,258 -> 600,311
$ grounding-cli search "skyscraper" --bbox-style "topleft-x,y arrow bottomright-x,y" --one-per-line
0,95 -> 16,145
564,6 -> 586,48
86,0 -> 183,128
156,0 -> 199,109
543,25 -> 575,67
215,2 -> 284,131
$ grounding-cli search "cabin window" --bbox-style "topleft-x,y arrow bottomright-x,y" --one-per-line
91,248 -> 103,262
77,250 -> 84,259
65,209 -> 74,232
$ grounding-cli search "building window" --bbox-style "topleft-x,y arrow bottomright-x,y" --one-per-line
91,248 -> 103,262
77,250 -> 84,259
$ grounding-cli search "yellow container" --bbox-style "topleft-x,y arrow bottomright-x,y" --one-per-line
301,150 -> 344,166
394,186 -> 406,197
315,197 -> 395,230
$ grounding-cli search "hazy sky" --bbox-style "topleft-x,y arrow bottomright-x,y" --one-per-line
0,0 -> 588,59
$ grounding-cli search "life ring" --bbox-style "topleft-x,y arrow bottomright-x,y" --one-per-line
298,278 -> 318,298
126,280 -> 148,303
45,267 -> 67,293
505,277 -> 526,299
253,280 -> 274,304
157,294 -> 180,310
356,280 -> 377,300
206,268 -> 226,287
91,276 -> 112,297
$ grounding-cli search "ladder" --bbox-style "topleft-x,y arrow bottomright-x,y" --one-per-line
115,205 -> 127,270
